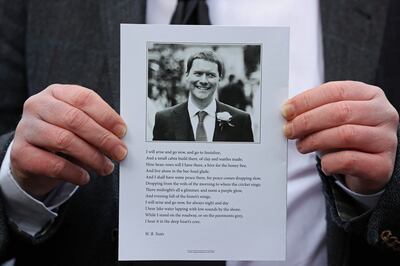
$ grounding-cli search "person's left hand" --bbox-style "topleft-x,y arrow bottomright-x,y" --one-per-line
283,81 -> 399,194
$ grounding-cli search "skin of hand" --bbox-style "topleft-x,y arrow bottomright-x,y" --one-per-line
10,84 -> 128,199
282,81 -> 399,194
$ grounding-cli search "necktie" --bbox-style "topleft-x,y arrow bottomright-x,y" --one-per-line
170,0 -> 211,25
196,111 -> 208,141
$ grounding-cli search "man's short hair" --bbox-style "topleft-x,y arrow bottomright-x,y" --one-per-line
186,50 -> 224,78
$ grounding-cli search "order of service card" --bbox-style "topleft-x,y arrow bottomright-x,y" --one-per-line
120,24 -> 289,261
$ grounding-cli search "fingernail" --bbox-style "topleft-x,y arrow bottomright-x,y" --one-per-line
295,140 -> 303,153
114,124 -> 127,138
321,167 -> 331,176
114,145 -> 128,161
282,103 -> 295,120
284,123 -> 292,138
81,170 -> 90,184
104,159 -> 115,175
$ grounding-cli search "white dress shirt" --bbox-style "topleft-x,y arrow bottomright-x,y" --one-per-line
147,1 -> 325,264
0,1 -> 384,265
0,142 -> 78,236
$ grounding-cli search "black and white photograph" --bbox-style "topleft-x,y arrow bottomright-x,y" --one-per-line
146,43 -> 261,143
120,25 -> 288,261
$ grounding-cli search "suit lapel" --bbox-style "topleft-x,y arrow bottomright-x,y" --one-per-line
320,0 -> 390,83
213,102 -> 222,141
213,101 -> 228,141
173,102 -> 195,141
99,0 -> 146,111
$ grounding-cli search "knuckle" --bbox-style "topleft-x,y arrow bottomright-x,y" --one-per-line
380,153 -> 395,177
47,84 -> 61,91
348,80 -> 363,87
71,88 -> 95,108
365,84 -> 385,100
325,81 -> 340,89
336,83 -> 347,100
56,130 -> 75,151
299,134 -> 318,153
90,150 -> 104,167
340,152 -> 357,173
85,145 -> 102,164
15,119 -> 28,135
50,160 -> 66,177
386,132 -> 398,152
64,108 -> 88,130
299,113 -> 310,133
302,93 -> 313,110
326,81 -> 347,100
371,85 -> 385,97
307,133 -> 318,150
338,125 -> 356,145
48,84 -> 69,97
99,132 -> 114,149
388,106 -> 399,124
43,84 -> 58,95
23,95 -> 38,113
98,109 -> 113,125
10,143 -> 24,167
336,102 -> 352,123
392,110 -> 399,123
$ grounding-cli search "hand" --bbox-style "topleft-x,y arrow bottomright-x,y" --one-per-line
282,81 -> 399,194
11,84 -> 127,198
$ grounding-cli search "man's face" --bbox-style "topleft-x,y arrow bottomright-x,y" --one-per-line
186,59 -> 220,104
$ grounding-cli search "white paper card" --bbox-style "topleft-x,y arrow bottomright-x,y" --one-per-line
120,24 -> 289,261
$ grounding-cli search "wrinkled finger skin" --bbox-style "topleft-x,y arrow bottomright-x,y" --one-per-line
283,81 -> 399,194
10,84 -> 128,198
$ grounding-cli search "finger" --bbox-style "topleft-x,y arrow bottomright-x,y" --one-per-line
284,99 -> 390,139
282,81 -> 381,120
320,150 -> 395,182
21,118 -> 115,176
34,96 -> 127,161
11,143 -> 90,186
47,84 -> 127,138
296,125 -> 397,154
345,174 -> 391,194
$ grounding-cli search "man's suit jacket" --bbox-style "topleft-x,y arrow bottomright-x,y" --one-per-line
152,101 -> 254,142
0,0 -> 400,265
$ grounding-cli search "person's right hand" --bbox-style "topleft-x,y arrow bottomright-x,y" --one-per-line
10,84 -> 127,199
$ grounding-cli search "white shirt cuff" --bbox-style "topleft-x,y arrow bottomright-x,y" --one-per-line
0,141 -> 78,236
334,178 -> 384,210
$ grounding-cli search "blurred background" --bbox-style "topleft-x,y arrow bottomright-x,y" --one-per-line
147,43 -> 261,142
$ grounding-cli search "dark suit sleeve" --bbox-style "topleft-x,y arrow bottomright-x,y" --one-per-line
0,0 -> 29,261
319,126 -> 400,255
0,133 -> 14,262
0,0 -> 28,135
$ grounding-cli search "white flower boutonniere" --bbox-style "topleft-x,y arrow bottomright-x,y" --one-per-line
216,111 -> 235,129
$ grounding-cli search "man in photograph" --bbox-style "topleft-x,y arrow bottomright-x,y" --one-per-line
152,50 -> 254,142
